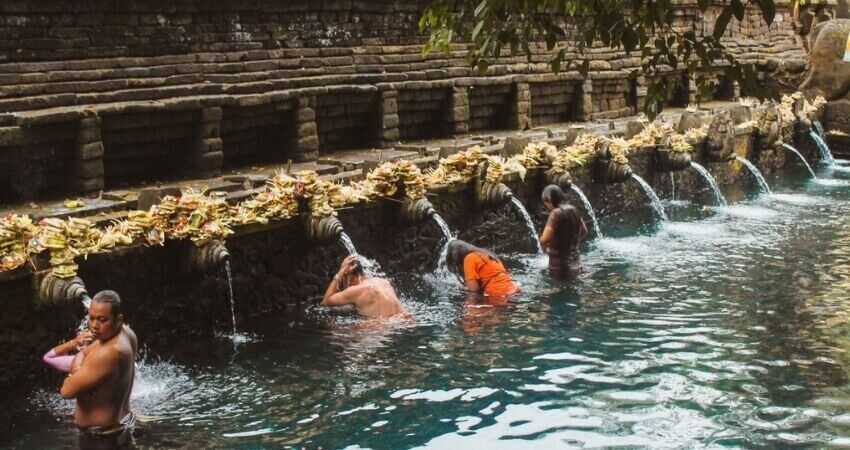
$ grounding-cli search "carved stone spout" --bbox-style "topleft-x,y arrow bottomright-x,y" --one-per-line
655,145 -> 692,172
790,92 -> 812,132
546,170 -> 573,190
304,214 -> 344,243
400,198 -> 436,224
36,273 -> 88,309
187,239 -> 230,273
704,111 -> 737,162
593,141 -> 633,184
755,103 -> 783,150
474,161 -> 514,207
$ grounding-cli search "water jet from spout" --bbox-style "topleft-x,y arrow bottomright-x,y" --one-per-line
782,143 -> 818,179
689,161 -> 728,207
508,196 -> 544,255
630,174 -> 668,221
735,156 -> 772,195
569,184 -> 602,238
809,129 -> 835,166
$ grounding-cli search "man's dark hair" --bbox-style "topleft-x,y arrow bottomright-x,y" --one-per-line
91,290 -> 123,317
349,258 -> 364,277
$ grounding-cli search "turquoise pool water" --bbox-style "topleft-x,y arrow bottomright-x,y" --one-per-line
6,164 -> 850,449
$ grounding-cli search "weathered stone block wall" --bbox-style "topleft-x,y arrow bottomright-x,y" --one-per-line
0,122 -> 77,205
0,0 -> 426,62
589,76 -> 635,120
468,84 -> 516,131
315,90 -> 380,152
529,81 -> 581,126
0,0 -> 817,205
396,87 -> 451,140
101,110 -> 196,187
220,102 -> 297,169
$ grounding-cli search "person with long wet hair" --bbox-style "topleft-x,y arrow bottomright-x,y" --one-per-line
445,240 -> 519,297
540,184 -> 588,279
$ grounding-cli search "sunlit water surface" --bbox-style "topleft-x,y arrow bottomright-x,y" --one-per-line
5,166 -> 850,449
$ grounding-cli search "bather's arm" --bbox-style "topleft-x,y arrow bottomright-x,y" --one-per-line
43,330 -> 92,373
43,350 -> 74,373
539,225 -> 555,253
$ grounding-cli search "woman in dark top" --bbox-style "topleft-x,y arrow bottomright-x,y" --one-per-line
539,185 -> 588,279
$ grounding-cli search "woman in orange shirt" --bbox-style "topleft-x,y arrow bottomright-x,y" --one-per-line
445,240 -> 519,297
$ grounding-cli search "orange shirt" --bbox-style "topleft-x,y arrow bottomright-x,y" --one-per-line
463,252 -> 519,297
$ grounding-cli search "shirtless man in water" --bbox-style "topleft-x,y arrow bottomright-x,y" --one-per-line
322,255 -> 408,319
61,290 -> 138,449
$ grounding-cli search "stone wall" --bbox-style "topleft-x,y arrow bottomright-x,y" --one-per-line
221,102 -> 298,169
0,0 -> 817,206
467,83 -> 516,131
315,90 -> 380,152
529,81 -> 582,126
101,109 -> 197,187
396,87 -> 452,140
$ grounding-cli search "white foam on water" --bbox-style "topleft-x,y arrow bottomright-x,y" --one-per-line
223,428 -> 275,438
663,222 -> 726,238
816,178 -> 850,187
770,193 -> 828,206
720,205 -> 779,221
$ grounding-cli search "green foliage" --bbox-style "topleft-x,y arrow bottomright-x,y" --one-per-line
420,0 -> 789,119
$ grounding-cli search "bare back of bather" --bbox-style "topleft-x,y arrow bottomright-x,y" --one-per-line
322,255 -> 408,319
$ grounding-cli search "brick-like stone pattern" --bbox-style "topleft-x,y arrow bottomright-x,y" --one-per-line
589,77 -> 634,120
74,114 -> 105,194
0,123 -> 77,205
194,106 -> 224,178
315,90 -> 380,152
0,0 -> 823,204
530,81 -> 581,126
101,110 -> 196,187
396,88 -> 451,140
221,102 -> 297,169
468,84 -> 516,131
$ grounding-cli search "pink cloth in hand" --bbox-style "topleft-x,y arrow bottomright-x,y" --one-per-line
43,349 -> 73,373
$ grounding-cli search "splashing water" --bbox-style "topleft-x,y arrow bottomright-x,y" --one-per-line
782,143 -> 818,179
224,260 -> 237,338
814,120 -> 826,137
810,130 -> 835,166
432,213 -> 455,273
77,294 -> 92,331
338,232 -> 383,277
508,196 -> 544,255
735,156 -> 772,195
689,161 -> 728,206
630,174 -> 668,221
339,232 -> 358,256
569,184 -> 602,238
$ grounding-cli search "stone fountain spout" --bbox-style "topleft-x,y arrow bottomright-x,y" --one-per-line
474,160 -> 514,208
305,214 -> 344,243
546,170 -> 573,190
755,102 -> 783,151
790,92 -> 812,133
593,140 -> 633,184
704,110 -> 737,162
36,273 -> 89,309
655,144 -> 692,172
187,239 -> 231,273
400,198 -> 436,224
